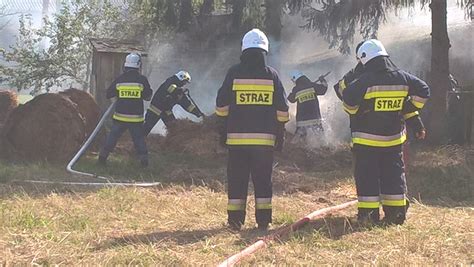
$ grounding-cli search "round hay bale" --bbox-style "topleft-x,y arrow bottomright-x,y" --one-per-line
60,88 -> 100,137
0,90 -> 19,124
1,93 -> 86,162
161,115 -> 221,156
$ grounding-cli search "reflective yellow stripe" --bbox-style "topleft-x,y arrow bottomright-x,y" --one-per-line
227,204 -> 246,211
113,113 -> 144,122
357,201 -> 381,208
339,79 -> 346,92
277,110 -> 289,122
232,79 -> 274,92
352,133 -> 406,147
410,96 -> 427,109
382,199 -> 406,207
187,104 -> 196,112
216,106 -> 229,117
364,85 -> 409,99
343,102 -> 359,114
167,84 -> 177,93
148,105 -> 162,116
296,119 -> 321,127
403,111 -> 419,120
256,203 -> 272,209
227,139 -> 275,146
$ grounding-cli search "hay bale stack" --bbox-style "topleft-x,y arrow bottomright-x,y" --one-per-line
60,88 -> 100,137
161,116 -> 221,156
0,90 -> 19,125
1,93 -> 86,162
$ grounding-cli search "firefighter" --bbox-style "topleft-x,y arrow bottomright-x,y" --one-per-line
215,28 -> 289,231
287,70 -> 328,144
342,39 -> 430,225
98,53 -> 153,167
334,41 -> 426,140
143,71 -> 203,135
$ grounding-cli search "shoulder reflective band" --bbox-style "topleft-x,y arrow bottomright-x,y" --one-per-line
113,112 -> 144,122
296,119 -> 321,127
374,97 -> 404,111
236,91 -> 273,105
255,198 -> 272,210
232,79 -> 275,92
167,84 -> 177,93
403,111 -> 419,120
338,79 -> 347,95
343,102 -> 359,114
148,104 -> 162,116
410,95 -> 428,109
364,85 -> 409,99
216,105 -> 229,117
117,83 -> 144,99
296,88 -> 316,103
226,133 -> 276,146
277,110 -> 290,122
357,196 -> 381,208
381,194 -> 406,206
228,199 -> 246,211
352,131 -> 407,147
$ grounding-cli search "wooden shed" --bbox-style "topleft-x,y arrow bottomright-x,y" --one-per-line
89,38 -> 147,109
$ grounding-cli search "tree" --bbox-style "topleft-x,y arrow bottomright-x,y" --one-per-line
287,0 -> 473,143
0,0 -> 129,94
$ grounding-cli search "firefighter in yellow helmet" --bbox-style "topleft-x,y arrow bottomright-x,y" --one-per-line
342,39 -> 430,225
98,53 -> 153,167
215,28 -> 289,231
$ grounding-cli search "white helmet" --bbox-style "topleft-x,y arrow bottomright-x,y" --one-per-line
124,53 -> 141,69
290,70 -> 304,83
242,28 -> 269,53
357,39 -> 388,65
175,70 -> 191,83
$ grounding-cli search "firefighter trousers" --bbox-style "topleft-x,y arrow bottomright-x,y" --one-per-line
100,120 -> 148,161
227,146 -> 274,228
353,147 -> 408,225
143,110 -> 176,135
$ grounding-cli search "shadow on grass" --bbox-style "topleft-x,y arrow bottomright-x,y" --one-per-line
94,227 -> 229,250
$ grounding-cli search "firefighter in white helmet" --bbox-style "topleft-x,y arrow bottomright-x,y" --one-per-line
143,70 -> 203,135
98,53 -> 153,167
215,28 -> 289,231
342,39 -> 430,225
287,69 -> 328,145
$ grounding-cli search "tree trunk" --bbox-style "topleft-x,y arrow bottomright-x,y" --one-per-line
231,0 -> 246,32
200,0 -> 214,16
264,0 -> 283,69
179,0 -> 193,32
428,0 -> 451,143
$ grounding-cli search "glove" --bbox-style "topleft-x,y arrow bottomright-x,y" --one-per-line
415,129 -> 426,140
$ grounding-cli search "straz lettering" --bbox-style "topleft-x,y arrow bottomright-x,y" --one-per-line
236,91 -> 273,105
119,89 -> 141,99
375,97 -> 404,111
297,92 -> 316,103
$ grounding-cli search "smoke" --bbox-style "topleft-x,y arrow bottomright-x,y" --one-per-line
141,0 -> 472,141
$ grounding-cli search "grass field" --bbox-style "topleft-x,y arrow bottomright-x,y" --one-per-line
0,143 -> 472,265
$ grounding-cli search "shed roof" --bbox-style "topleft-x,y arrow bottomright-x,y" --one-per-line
89,38 -> 147,55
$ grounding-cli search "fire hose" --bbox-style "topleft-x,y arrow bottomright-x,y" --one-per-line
218,200 -> 357,267
19,102 -> 161,187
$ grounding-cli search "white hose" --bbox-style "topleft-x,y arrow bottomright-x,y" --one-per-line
63,101 -> 161,187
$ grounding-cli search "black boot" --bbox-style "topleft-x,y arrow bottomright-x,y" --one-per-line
228,210 -> 245,231
357,208 -> 380,227
382,205 -> 407,225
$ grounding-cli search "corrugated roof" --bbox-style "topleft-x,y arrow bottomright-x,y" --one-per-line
89,38 -> 147,55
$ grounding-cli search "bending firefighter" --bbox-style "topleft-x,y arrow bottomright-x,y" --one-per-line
215,28 -> 289,231
143,71 -> 203,135
287,70 -> 328,144
98,53 -> 153,167
342,39 -> 430,225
